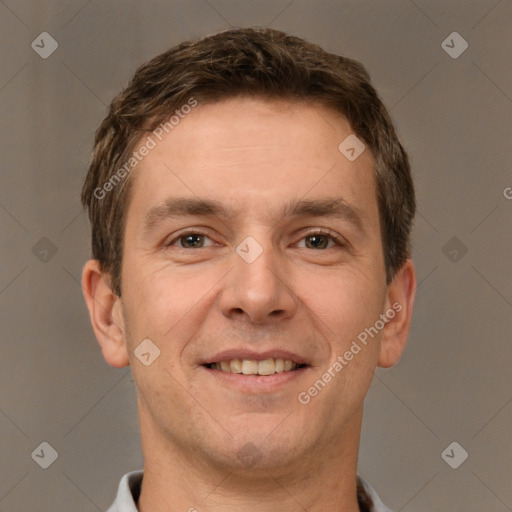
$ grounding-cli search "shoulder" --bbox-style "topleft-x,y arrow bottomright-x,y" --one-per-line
357,475 -> 395,512
106,470 -> 143,512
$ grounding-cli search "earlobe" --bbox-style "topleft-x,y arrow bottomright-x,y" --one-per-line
81,259 -> 130,368
378,259 -> 416,368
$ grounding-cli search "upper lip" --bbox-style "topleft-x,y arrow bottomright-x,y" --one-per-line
201,349 -> 309,366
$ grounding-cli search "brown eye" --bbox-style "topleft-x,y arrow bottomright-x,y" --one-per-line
298,231 -> 345,250
307,235 -> 329,249
166,232 -> 214,249
180,234 -> 205,248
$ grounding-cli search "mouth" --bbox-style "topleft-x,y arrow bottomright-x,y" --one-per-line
200,350 -> 311,393
204,358 -> 308,376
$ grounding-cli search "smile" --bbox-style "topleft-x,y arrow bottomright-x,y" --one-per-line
205,358 -> 306,376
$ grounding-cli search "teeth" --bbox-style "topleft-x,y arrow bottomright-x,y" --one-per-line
258,358 -> 275,376
210,358 -> 299,375
230,359 -> 242,373
241,359 -> 259,375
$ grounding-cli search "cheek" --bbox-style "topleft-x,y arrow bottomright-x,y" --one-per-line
304,271 -> 383,410
304,264 -> 385,345
122,263 -> 218,349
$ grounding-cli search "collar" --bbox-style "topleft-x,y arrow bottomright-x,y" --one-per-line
107,470 -> 394,512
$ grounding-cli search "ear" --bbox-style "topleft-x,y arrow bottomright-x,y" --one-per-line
378,259 -> 416,368
81,259 -> 130,368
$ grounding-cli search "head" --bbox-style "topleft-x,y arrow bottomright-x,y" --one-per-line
81,28 -> 416,476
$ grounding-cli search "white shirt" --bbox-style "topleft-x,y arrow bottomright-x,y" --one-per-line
106,470 -> 394,512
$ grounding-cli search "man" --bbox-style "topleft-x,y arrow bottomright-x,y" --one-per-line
81,27 -> 416,512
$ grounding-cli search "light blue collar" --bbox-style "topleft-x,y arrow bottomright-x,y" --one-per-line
107,470 -> 394,512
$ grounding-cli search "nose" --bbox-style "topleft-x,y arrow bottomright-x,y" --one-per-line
218,234 -> 298,325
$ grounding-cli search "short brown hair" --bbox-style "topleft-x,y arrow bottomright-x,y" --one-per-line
81,27 -> 415,297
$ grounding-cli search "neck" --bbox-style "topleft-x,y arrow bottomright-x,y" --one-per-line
137,402 -> 363,512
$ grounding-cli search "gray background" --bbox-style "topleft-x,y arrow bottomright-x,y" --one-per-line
0,1 -> 511,511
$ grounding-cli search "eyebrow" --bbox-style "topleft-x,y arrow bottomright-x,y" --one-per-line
143,196 -> 368,235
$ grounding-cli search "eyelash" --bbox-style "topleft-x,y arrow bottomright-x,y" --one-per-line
164,229 -> 347,250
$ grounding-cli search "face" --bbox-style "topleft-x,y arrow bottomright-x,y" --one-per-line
110,97 -> 398,473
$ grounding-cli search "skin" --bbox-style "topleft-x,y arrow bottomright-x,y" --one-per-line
82,97 -> 416,512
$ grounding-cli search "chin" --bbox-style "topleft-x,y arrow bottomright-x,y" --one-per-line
200,417 -> 313,473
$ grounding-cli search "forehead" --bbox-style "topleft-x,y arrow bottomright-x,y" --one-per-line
125,97 -> 378,233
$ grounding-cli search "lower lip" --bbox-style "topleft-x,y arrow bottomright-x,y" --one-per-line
201,366 -> 309,393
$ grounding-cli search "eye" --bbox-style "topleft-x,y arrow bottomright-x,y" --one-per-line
165,231 -> 215,249
164,229 -> 346,250
296,230 -> 346,250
